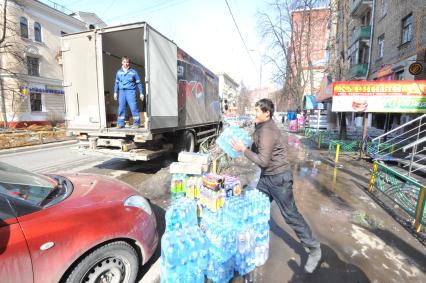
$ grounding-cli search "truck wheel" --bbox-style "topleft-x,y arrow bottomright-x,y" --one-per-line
65,241 -> 139,283
183,131 -> 195,152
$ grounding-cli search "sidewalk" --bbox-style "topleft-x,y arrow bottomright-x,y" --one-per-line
0,139 -> 77,156
0,127 -> 76,155
271,132 -> 426,282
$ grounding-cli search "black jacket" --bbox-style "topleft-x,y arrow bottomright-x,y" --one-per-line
244,118 -> 290,175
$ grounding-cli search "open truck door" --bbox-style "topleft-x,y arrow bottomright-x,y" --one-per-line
146,25 -> 178,130
61,31 -> 104,130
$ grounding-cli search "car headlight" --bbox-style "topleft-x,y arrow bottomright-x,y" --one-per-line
124,195 -> 153,216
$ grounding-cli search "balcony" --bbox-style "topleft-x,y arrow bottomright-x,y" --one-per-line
348,63 -> 368,79
350,25 -> 371,46
350,0 -> 373,17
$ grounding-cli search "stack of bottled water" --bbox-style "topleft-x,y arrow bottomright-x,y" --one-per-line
215,126 -> 252,158
246,189 -> 271,266
161,199 -> 208,283
234,227 -> 256,275
164,198 -> 198,231
161,183 -> 271,281
221,196 -> 256,275
201,211 -> 236,282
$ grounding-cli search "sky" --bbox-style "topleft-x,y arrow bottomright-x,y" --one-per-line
41,0 -> 276,90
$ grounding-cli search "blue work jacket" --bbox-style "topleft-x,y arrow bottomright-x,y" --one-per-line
114,68 -> 143,93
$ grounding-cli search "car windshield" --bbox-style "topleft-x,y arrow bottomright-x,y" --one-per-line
0,162 -> 57,206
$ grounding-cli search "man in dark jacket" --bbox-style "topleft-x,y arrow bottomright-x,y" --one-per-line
231,98 -> 322,274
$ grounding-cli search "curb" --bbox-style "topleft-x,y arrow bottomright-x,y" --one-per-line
139,258 -> 161,283
0,139 -> 78,155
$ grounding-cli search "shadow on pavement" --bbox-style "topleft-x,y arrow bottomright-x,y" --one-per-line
352,180 -> 426,246
270,218 -> 371,283
93,156 -> 173,174
359,224 -> 426,273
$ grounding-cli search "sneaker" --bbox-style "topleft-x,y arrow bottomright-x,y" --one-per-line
304,246 -> 322,274
117,125 -> 124,129
132,124 -> 140,129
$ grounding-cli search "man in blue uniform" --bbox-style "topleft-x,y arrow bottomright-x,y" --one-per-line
114,56 -> 144,128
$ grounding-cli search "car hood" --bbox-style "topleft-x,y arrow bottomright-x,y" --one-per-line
59,173 -> 137,206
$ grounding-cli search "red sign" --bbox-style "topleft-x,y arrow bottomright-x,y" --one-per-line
332,80 -> 426,113
333,80 -> 426,96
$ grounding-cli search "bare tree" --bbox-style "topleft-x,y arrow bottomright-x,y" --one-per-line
236,81 -> 251,116
258,0 -> 329,111
0,0 -> 27,128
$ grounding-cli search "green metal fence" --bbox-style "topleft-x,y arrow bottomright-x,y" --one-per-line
369,161 -> 426,232
328,140 -> 360,153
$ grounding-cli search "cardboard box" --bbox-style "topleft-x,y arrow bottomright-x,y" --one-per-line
170,162 -> 206,175
178,152 -> 209,165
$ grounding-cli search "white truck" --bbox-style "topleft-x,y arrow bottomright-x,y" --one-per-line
61,22 -> 222,160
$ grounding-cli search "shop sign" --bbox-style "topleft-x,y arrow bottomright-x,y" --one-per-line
409,62 -> 423,75
332,80 -> 426,113
376,64 -> 393,79
20,86 -> 64,96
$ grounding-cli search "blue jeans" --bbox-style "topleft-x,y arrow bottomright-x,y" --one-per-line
257,170 -> 320,249
118,89 -> 140,127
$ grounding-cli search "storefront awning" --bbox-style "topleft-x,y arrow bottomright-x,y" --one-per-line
304,95 -> 317,110
316,75 -> 333,102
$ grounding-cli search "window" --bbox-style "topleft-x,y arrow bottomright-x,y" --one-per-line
394,70 -> 404,80
27,57 -> 39,76
380,0 -> 387,17
34,22 -> 42,42
378,34 -> 385,58
30,92 -> 42,112
362,10 -> 371,25
20,17 -> 28,38
402,14 -> 413,44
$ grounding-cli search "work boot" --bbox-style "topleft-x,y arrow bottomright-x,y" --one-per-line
304,246 -> 322,274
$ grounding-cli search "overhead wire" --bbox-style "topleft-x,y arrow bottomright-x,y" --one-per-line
224,0 -> 257,70
100,0 -> 118,18
102,0 -> 190,24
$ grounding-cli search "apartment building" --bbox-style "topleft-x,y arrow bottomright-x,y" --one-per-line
369,0 -> 426,81
288,7 -> 330,99
217,73 -> 239,115
328,0 -> 426,131
0,0 -> 95,128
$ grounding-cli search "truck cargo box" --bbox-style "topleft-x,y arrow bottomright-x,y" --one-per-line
61,22 -> 222,159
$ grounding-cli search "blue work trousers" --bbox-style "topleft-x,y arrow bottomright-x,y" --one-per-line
256,170 -> 320,249
118,89 -> 140,127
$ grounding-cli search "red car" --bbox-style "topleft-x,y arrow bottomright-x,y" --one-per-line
0,162 -> 158,283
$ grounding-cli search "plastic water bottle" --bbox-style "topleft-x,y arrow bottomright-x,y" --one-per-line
216,126 -> 252,158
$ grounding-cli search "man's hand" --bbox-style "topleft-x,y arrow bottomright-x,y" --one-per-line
140,94 -> 144,101
231,139 -> 246,153
113,93 -> 118,101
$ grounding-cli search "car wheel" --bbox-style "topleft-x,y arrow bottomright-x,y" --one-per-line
65,241 -> 139,283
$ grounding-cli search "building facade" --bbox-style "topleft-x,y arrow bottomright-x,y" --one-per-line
288,7 -> 330,104
0,0 -> 88,128
326,0 -> 426,131
70,11 -> 107,29
217,73 -> 239,116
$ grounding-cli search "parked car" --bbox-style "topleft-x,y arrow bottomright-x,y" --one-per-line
0,162 -> 158,283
